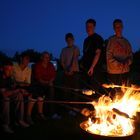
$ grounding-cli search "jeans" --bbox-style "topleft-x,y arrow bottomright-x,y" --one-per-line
2,92 -> 24,125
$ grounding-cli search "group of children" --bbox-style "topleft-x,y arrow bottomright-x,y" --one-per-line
0,18 -> 133,134
0,52 -> 56,133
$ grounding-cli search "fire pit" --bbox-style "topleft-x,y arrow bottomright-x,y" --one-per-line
79,87 -> 140,140
80,121 -> 133,140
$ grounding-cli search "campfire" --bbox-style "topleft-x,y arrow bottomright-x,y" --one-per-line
80,85 -> 140,137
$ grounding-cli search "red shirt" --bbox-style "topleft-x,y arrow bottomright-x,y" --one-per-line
34,62 -> 56,82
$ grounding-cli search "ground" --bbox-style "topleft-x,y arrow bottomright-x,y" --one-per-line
0,70 -> 139,140
0,105 -> 92,140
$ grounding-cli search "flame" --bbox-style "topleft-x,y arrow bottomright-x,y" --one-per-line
84,86 -> 140,137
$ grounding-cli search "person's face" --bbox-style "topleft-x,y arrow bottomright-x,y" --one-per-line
86,23 -> 95,35
42,53 -> 50,64
66,37 -> 74,47
3,65 -> 13,77
114,22 -> 123,35
22,56 -> 30,66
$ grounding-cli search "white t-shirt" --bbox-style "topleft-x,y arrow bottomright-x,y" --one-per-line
60,46 -> 80,72
13,63 -> 31,84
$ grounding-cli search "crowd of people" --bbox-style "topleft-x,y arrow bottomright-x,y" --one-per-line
0,18 -> 133,134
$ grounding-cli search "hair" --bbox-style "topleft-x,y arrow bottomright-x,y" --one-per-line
20,52 -> 30,59
86,18 -> 96,26
113,19 -> 123,27
41,51 -> 50,59
2,60 -> 13,67
18,52 -> 30,64
65,33 -> 74,41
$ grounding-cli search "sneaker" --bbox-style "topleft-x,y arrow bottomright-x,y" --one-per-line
51,113 -> 62,120
26,116 -> 34,125
37,113 -> 47,121
2,125 -> 14,134
18,120 -> 30,128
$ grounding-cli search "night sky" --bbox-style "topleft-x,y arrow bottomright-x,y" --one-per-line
1,0 -> 140,58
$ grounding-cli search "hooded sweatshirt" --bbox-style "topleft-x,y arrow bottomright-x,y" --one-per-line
107,35 -> 132,74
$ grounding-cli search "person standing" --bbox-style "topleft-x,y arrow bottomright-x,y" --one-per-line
80,18 -> 104,96
60,33 -> 80,113
106,19 -> 133,97
60,33 -> 80,88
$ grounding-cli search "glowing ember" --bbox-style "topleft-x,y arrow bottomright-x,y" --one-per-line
82,89 -> 95,95
81,87 -> 140,137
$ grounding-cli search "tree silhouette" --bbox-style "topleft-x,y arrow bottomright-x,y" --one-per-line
13,51 -> 20,62
13,49 -> 42,63
0,51 -> 12,66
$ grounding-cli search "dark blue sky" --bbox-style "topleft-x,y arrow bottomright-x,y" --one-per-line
1,0 -> 140,58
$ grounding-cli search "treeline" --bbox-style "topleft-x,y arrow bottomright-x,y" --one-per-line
0,49 -> 62,70
0,49 -> 55,63
0,48 -> 140,72
130,49 -> 140,72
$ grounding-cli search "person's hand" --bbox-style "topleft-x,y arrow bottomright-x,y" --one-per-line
15,88 -> 25,93
125,59 -> 131,66
16,88 -> 31,96
88,66 -> 94,76
79,63 -> 84,71
48,81 -> 53,86
19,83 -> 30,87
40,80 -> 49,86
2,90 -> 13,97
64,71 -> 73,76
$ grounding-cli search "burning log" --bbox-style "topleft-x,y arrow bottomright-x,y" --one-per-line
81,108 -> 92,117
81,108 -> 95,117
112,108 -> 130,119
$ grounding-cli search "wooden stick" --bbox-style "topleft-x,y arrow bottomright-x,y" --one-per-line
102,84 -> 140,91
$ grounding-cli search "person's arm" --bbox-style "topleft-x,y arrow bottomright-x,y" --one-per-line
60,49 -> 66,71
0,88 -> 14,97
107,40 -> 124,69
73,47 -> 80,60
38,79 -> 49,85
34,64 -> 48,85
70,47 -> 80,73
60,49 -> 72,75
48,63 -> 56,85
35,63 -> 56,86
24,68 -> 31,86
88,49 -> 101,76
16,82 -> 30,87
124,41 -> 133,66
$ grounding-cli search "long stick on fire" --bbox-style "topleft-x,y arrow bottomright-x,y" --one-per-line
50,85 -> 96,102
1,98 -> 97,106
102,84 -> 140,91
78,69 -> 108,96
